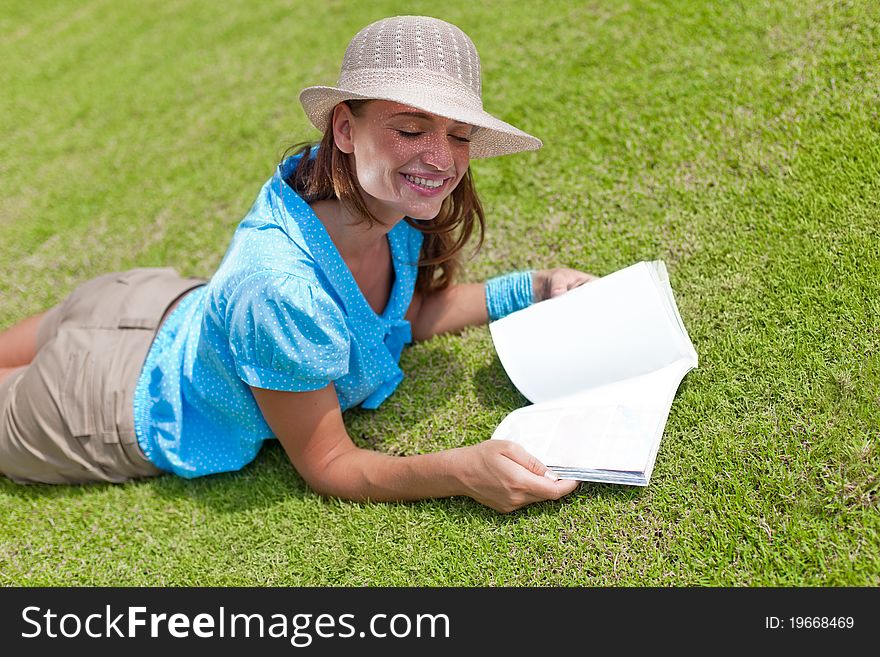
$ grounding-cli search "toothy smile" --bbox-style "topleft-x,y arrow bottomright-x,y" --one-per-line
403,174 -> 446,189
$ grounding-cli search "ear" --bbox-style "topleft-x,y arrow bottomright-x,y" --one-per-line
331,103 -> 355,154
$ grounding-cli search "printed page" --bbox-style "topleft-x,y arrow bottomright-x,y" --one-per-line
490,359 -> 694,476
489,261 -> 696,404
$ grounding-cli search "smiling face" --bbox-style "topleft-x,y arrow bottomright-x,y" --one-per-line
331,100 -> 473,222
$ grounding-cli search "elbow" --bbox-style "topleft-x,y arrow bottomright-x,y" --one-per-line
409,316 -> 438,343
305,469 -> 350,500
304,471 -> 359,502
409,326 -> 433,343
299,448 -> 365,501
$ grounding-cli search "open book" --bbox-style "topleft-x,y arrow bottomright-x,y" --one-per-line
488,261 -> 698,486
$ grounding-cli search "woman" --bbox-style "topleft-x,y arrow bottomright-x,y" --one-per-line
0,16 -> 593,513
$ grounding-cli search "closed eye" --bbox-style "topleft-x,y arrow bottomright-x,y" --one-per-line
395,129 -> 470,143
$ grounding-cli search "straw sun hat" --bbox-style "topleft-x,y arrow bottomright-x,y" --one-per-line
298,15 -> 542,159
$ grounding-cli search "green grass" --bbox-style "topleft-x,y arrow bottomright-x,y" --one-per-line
1,0 -> 878,586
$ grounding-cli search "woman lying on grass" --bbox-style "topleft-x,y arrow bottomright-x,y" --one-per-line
0,15 -> 594,513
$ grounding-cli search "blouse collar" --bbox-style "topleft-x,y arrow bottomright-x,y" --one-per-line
271,156 -> 412,338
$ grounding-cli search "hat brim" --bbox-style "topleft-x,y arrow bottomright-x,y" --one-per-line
299,85 -> 542,159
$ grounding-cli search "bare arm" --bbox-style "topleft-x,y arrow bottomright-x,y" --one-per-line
250,383 -> 578,513
405,268 -> 597,342
405,283 -> 487,342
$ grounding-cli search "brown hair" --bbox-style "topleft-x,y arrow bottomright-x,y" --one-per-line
281,100 -> 485,295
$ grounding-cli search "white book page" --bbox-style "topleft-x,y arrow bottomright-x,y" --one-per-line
649,262 -> 698,364
489,261 -> 696,404
490,359 -> 694,473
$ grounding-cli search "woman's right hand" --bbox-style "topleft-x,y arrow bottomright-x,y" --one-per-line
456,440 -> 580,513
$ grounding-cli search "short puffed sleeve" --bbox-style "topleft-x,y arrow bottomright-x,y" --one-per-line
225,272 -> 350,391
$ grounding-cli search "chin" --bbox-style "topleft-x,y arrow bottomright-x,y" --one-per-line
406,208 -> 442,221
404,197 -> 449,221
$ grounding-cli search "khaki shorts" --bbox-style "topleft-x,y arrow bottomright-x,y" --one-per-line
0,268 -> 206,484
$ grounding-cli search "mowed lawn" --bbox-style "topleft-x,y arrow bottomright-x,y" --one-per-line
0,0 -> 877,585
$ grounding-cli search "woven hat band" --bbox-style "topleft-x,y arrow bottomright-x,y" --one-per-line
338,68 -> 484,113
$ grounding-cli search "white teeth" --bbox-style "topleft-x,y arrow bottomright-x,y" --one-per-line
404,174 -> 444,189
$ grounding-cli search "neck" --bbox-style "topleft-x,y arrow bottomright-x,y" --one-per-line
311,199 -> 400,263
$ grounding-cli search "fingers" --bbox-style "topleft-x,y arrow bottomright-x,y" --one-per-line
497,441 -> 580,501
553,478 -> 580,497
550,270 -> 578,297
547,269 -> 599,298
470,441 -> 582,512
549,283 -> 568,298
505,475 -> 579,512
499,440 -> 549,476
536,473 -> 579,499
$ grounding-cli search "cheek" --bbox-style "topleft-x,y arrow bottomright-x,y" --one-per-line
353,169 -> 406,209
362,131 -> 415,166
356,136 -> 413,184
452,151 -> 471,185
385,133 -> 414,159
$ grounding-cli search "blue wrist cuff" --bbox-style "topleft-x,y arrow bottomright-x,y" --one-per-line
485,271 -> 534,321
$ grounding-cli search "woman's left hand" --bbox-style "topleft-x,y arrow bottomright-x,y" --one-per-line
532,268 -> 598,302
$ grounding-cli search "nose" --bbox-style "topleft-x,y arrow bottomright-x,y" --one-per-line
421,131 -> 455,171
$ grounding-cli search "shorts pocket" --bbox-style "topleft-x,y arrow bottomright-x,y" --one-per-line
59,350 -> 97,438
60,348 -> 135,482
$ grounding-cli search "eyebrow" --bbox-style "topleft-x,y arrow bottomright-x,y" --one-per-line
390,111 -> 471,129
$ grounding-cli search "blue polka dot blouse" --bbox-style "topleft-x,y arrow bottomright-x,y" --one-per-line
132,154 -> 424,478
